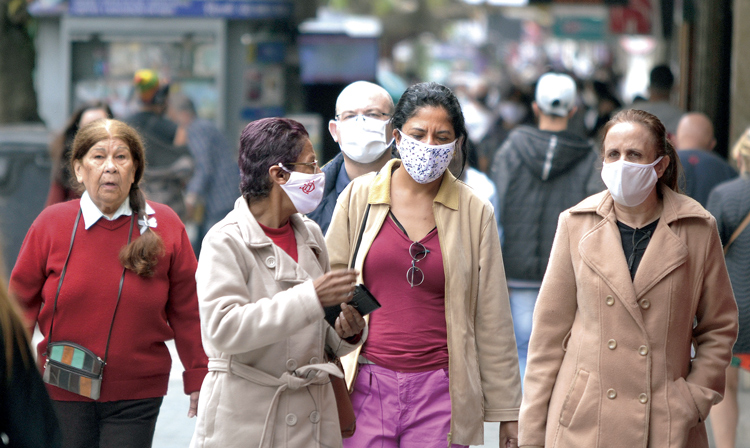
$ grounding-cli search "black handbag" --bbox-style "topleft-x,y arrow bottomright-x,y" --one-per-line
42,210 -> 133,400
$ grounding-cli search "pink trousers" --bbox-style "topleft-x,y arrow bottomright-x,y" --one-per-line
342,363 -> 468,448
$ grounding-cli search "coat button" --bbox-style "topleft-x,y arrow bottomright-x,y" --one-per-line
286,359 -> 297,371
310,357 -> 320,364
607,388 -> 617,399
285,413 -> 297,426
639,346 -> 649,356
605,295 -> 615,306
639,298 -> 651,309
309,411 -> 321,423
639,393 -> 649,404
607,339 -> 617,350
265,256 -> 276,268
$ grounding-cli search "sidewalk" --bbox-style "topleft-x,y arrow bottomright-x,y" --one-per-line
153,342 -> 750,447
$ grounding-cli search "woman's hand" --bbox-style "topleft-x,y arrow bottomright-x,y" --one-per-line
187,391 -> 200,418
499,421 -> 518,448
335,303 -> 366,339
313,269 -> 357,308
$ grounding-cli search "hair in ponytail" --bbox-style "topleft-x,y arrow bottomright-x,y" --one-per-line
72,119 -> 165,277
600,109 -> 683,192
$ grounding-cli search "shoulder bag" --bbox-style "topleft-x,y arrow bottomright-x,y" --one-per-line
329,203 -> 371,438
42,209 -> 134,400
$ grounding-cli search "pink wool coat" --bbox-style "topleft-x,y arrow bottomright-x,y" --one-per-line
519,186 -> 738,448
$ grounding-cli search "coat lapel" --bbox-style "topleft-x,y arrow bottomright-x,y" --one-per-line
632,218 -> 687,298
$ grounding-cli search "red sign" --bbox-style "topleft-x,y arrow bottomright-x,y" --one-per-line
610,0 -> 652,35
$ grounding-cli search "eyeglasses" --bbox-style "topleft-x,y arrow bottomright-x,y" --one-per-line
335,112 -> 391,122
406,241 -> 430,288
283,160 -> 319,171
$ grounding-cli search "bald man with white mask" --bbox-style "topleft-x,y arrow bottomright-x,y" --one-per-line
307,81 -> 395,233
676,112 -> 737,206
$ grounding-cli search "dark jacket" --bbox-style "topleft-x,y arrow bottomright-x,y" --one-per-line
306,152 -> 345,235
0,330 -> 62,448
678,149 -> 737,206
707,174 -> 750,353
490,125 -> 603,282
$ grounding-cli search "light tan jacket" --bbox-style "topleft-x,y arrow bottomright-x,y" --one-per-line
326,159 -> 522,446
519,187 -> 739,448
190,197 -> 364,448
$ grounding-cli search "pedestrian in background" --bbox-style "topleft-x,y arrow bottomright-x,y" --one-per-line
0,275 -> 61,447
675,112 -> 736,206
327,82 -> 521,448
520,109 -> 738,448
190,117 -> 366,448
706,128 -> 750,448
167,93 -> 239,255
490,72 -> 603,383
46,101 -> 113,206
125,69 -> 194,220
631,64 -> 685,137
307,81 -> 395,234
11,119 -> 208,448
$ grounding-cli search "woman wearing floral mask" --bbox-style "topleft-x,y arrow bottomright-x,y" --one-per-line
519,109 -> 738,448
326,82 -> 521,448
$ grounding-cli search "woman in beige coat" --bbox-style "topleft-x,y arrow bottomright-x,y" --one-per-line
326,82 -> 521,448
519,109 -> 738,448
190,118 -> 367,448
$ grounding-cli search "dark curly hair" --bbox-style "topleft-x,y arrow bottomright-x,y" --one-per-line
238,118 -> 309,201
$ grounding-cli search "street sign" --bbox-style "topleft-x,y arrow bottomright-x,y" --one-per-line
69,0 -> 293,19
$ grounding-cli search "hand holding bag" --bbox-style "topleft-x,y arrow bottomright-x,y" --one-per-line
42,210 -> 133,400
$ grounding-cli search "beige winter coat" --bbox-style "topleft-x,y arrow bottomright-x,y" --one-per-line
326,159 -> 522,446
519,186 -> 739,448
190,197 -> 364,448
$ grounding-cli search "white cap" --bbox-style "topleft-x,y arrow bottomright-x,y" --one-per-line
535,73 -> 576,117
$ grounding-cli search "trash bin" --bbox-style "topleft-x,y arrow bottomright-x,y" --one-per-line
0,124 -> 51,275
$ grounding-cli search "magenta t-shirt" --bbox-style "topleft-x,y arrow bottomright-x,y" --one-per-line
361,216 -> 448,372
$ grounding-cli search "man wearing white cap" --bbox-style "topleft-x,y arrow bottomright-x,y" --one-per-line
307,81 -> 395,234
490,72 -> 603,383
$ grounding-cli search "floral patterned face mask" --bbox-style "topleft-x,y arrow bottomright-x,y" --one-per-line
396,130 -> 456,184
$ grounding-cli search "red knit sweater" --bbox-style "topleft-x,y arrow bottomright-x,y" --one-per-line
10,199 -> 208,402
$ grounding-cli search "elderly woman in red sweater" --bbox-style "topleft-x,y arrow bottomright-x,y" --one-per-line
10,119 -> 208,448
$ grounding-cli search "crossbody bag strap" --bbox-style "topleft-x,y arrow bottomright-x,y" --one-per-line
46,211 -> 135,365
724,209 -> 750,256
349,204 -> 371,270
46,208 -> 82,348
102,213 -> 135,364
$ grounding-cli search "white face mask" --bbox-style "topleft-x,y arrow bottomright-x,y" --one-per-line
601,156 -> 663,207
397,130 -> 456,184
335,116 -> 389,164
277,164 -> 325,214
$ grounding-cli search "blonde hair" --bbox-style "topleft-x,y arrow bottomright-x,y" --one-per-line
731,128 -> 750,173
0,273 -> 30,378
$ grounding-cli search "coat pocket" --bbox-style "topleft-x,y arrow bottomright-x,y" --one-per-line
559,369 -> 590,427
668,377 -> 701,446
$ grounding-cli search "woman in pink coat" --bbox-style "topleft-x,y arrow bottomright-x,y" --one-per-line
519,109 -> 738,448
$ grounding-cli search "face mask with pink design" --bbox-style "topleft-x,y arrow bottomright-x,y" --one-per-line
277,164 -> 326,214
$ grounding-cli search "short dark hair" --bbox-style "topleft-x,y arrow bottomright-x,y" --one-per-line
391,82 -> 468,177
601,109 -> 682,192
239,117 -> 309,201
650,65 -> 674,91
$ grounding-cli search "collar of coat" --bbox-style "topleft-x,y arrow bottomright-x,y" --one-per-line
566,184 -> 712,327
232,197 -> 323,257
569,184 -> 710,224
366,158 -> 460,210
